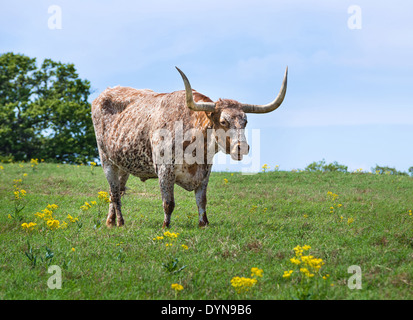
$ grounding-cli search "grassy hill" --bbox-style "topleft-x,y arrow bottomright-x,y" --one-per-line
0,162 -> 412,299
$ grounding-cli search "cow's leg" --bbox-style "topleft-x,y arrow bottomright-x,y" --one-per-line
158,165 -> 175,228
119,171 -> 130,196
99,155 -> 117,227
195,177 -> 210,227
103,163 -> 125,227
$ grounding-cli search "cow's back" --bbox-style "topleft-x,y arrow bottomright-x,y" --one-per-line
91,86 -> 213,183
92,86 -> 164,177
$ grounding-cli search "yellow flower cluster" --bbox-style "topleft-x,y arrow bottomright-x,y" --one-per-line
285,245 -> 325,279
153,232 -> 188,250
283,270 -> 294,278
14,188 -> 27,200
80,201 -> 92,211
262,164 -> 269,172
67,214 -> 79,223
164,231 -> 179,239
327,191 -> 338,201
231,267 -> 263,293
251,267 -> 263,278
47,219 -> 61,230
230,277 -> 257,293
80,192 -> 110,211
30,158 -> 39,168
327,191 -> 343,214
21,222 -> 37,232
249,205 -> 258,213
98,191 -> 110,203
171,283 -> 184,291
223,178 -> 228,184
408,210 -> 412,216
33,204 -> 68,231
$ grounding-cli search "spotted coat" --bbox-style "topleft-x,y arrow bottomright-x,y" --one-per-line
92,86 -> 250,227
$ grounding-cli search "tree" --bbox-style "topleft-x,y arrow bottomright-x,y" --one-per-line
304,159 -> 348,173
0,52 -> 97,163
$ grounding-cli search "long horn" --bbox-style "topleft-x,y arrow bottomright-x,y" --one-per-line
176,67 -> 216,112
241,66 -> 288,113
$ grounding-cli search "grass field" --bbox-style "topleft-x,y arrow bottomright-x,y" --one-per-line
0,162 -> 412,300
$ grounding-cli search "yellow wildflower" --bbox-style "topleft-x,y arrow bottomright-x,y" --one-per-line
164,231 -> 179,239
80,201 -> 92,211
98,191 -> 110,203
293,245 -> 303,257
171,283 -> 184,291
282,270 -> 294,278
46,219 -> 60,230
35,211 -> 45,219
251,267 -> 263,278
67,214 -> 79,223
21,222 -> 37,232
47,204 -> 58,211
231,277 -> 257,293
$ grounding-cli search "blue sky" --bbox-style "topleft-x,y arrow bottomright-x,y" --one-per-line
1,0 -> 412,172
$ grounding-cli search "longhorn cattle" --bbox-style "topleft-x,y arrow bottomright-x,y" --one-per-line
91,67 -> 288,228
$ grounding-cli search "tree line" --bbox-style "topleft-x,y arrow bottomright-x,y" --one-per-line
0,52 -> 97,163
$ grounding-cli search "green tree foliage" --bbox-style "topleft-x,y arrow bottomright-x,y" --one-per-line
305,159 -> 348,173
409,167 -> 413,177
372,165 -> 408,176
0,52 -> 97,163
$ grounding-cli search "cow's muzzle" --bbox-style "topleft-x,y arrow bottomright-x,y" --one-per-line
230,142 -> 250,161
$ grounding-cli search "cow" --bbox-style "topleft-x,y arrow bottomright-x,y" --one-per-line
91,67 -> 288,228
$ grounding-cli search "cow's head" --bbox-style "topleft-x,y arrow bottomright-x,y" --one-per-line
176,67 -> 288,161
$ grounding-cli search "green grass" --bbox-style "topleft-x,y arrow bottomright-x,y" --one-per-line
0,162 -> 412,300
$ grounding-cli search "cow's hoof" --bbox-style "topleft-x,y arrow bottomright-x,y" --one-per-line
198,221 -> 209,228
162,221 -> 170,228
106,219 -> 116,228
199,213 -> 209,227
117,218 -> 125,227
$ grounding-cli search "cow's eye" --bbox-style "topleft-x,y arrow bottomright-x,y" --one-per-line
220,120 -> 227,126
